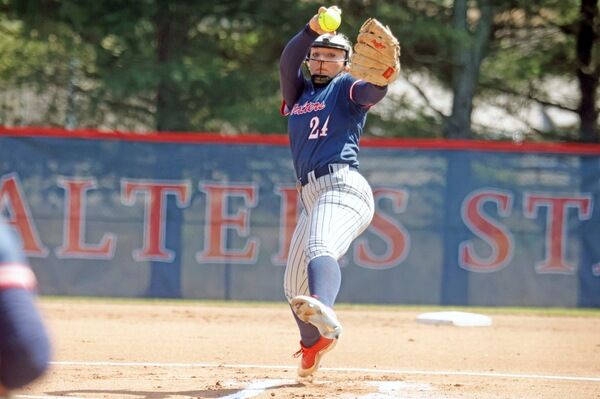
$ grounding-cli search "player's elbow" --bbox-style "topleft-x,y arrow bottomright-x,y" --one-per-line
1,328 -> 51,389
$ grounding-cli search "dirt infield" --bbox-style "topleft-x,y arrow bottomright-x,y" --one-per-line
16,299 -> 600,399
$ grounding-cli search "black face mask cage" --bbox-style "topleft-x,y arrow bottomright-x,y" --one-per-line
306,48 -> 349,86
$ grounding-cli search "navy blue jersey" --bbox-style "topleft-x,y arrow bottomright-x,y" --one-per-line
287,73 -> 367,179
280,25 -> 387,181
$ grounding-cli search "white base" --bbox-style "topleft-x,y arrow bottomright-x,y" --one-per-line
416,311 -> 492,327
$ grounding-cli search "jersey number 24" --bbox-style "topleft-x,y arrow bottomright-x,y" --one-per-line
308,116 -> 330,140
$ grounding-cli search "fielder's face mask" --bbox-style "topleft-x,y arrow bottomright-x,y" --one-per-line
307,34 -> 352,85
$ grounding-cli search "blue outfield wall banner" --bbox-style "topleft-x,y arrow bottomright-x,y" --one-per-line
1,127 -> 600,307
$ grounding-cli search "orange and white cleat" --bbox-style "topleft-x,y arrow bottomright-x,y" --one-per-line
293,336 -> 337,377
291,295 -> 342,339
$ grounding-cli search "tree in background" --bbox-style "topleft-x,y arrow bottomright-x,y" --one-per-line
359,0 -> 599,142
0,0 -> 598,141
0,0 -> 308,133
477,0 -> 598,142
443,0 -> 494,139
576,0 -> 598,142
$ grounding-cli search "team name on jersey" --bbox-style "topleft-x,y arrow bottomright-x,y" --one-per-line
290,101 -> 326,115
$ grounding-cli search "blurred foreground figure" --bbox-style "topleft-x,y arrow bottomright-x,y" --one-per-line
0,217 -> 51,397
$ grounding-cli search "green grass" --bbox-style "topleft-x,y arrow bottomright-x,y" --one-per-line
39,295 -> 600,317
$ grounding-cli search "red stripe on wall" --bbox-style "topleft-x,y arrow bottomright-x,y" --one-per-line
360,137 -> 600,154
0,126 -> 289,146
2,125 -> 600,154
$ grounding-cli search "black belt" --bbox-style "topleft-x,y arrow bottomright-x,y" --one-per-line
298,164 -> 357,187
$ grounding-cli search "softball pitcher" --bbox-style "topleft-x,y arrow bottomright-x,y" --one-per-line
279,6 -> 400,377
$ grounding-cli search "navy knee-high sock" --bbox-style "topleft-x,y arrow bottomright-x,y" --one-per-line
290,306 -> 321,347
307,255 -> 341,308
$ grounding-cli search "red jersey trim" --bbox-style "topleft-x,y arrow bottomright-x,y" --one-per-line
349,80 -> 360,103
280,100 -> 290,117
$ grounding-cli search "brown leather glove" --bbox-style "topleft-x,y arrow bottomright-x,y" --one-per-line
349,18 -> 401,86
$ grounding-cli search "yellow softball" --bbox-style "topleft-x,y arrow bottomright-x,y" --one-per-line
318,8 -> 342,32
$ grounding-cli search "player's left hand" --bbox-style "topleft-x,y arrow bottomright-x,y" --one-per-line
348,18 -> 401,86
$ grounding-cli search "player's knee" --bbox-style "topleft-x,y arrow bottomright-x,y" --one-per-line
283,289 -> 293,303
1,333 -> 51,389
306,239 -> 333,259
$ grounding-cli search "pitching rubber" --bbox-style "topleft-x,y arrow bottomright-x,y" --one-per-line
291,295 -> 342,339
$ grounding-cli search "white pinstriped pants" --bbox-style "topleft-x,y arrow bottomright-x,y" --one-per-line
283,164 -> 375,302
